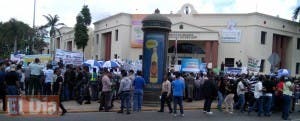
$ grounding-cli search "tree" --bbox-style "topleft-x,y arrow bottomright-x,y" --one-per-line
0,19 -> 33,56
293,6 -> 300,21
74,5 -> 91,59
41,14 -> 64,58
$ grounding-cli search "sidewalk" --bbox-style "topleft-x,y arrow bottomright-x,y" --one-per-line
0,100 -> 218,113
63,100 -> 218,113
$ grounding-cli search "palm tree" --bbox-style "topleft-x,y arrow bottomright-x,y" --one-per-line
293,6 -> 300,21
41,14 -> 64,59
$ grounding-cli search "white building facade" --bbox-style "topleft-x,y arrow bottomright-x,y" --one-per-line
55,26 -> 94,59
93,4 -> 300,76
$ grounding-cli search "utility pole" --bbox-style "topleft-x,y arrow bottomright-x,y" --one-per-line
31,0 -> 36,55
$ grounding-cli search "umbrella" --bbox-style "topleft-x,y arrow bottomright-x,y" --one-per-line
102,61 -> 120,68
83,60 -> 102,67
277,69 -> 290,78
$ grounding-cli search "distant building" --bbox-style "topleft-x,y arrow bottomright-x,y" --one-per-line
93,3 -> 300,76
54,26 -> 94,59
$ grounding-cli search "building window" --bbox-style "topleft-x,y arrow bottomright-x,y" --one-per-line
225,58 -> 235,67
261,31 -> 266,44
56,37 -> 60,49
260,59 -> 265,72
297,38 -> 300,50
179,25 -> 183,29
96,34 -> 99,44
296,63 -> 300,74
115,30 -> 118,41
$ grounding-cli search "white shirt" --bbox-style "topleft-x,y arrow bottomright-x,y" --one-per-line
29,63 -> 44,76
254,81 -> 263,99
237,81 -> 246,95
44,69 -> 54,83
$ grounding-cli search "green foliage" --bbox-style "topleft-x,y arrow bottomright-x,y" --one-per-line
74,5 -> 92,52
74,15 -> 88,50
41,14 -> 64,37
293,6 -> 300,22
81,5 -> 92,26
0,18 -> 33,57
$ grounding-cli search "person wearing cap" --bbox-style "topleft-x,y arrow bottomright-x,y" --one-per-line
5,64 -> 20,95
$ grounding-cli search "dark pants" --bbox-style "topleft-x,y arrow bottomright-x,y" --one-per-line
6,86 -> 18,95
263,95 -> 273,116
282,95 -> 291,120
173,96 -> 184,114
0,92 -> 6,111
159,92 -> 172,112
59,94 -> 66,113
204,97 -> 213,112
29,75 -> 42,95
120,91 -> 131,112
90,82 -> 99,100
43,83 -> 52,95
100,91 -> 112,111
194,86 -> 201,100
78,84 -> 90,103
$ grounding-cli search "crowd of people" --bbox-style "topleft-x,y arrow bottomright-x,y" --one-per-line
0,58 -> 300,120
157,71 -> 300,120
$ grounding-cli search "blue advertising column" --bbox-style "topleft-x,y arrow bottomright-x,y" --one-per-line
142,9 -> 171,104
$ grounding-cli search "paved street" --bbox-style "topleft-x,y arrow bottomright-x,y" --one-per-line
1,110 -> 300,121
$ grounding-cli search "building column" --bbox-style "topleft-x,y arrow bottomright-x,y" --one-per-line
276,35 -> 282,67
272,35 -> 277,53
204,41 -> 212,63
211,41 -> 218,68
281,36 -> 287,68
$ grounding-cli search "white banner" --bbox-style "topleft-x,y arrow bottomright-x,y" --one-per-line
55,49 -> 83,66
221,29 -> 241,43
247,56 -> 261,72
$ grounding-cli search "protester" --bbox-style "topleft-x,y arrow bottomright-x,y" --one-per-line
235,78 -> 247,113
158,75 -> 172,113
5,64 -> 20,95
282,77 -> 294,120
224,79 -> 235,114
172,72 -> 185,117
202,76 -> 217,115
28,58 -> 44,95
90,68 -> 99,101
263,76 -> 275,116
64,65 -> 76,100
117,70 -> 132,114
217,76 -> 226,111
249,76 -> 263,116
53,68 -> 67,116
0,62 -> 6,111
186,73 -> 194,102
99,69 -> 112,112
132,70 -> 145,112
43,64 -> 54,95
78,66 -> 91,104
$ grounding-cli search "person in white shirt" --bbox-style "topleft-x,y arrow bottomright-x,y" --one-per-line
248,76 -> 263,116
235,78 -> 247,112
28,58 -> 44,95
43,64 -> 54,95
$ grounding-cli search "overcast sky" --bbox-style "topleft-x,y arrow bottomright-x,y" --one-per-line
0,0 -> 299,27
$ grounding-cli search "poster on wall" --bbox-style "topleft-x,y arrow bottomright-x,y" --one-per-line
221,20 -> 241,43
131,14 -> 146,48
247,56 -> 261,72
180,58 -> 201,72
143,33 -> 165,84
55,49 -> 83,66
